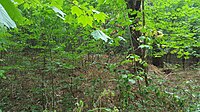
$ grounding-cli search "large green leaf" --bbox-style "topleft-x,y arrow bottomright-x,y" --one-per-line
71,6 -> 83,17
78,15 -> 93,27
52,6 -> 66,20
51,0 -> 63,10
0,4 -> 16,28
0,0 -> 24,25
93,12 -> 107,23
91,30 -> 111,42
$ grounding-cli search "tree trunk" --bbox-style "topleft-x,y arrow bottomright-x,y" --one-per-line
126,0 -> 142,57
126,0 -> 148,86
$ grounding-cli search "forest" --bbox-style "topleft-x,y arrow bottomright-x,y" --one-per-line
0,0 -> 199,111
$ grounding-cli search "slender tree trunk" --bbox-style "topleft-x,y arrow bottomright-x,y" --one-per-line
126,0 -> 148,86
126,0 -> 142,57
141,0 -> 148,86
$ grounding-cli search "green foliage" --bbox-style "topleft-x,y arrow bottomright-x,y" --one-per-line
145,0 -> 200,59
0,70 -> 6,79
0,0 -> 199,111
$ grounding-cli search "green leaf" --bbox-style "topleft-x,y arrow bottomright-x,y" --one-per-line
138,45 -> 151,49
51,0 -> 63,10
121,60 -> 133,65
78,15 -> 93,27
64,14 -> 74,24
97,0 -> 105,5
0,0 -> 25,25
135,76 -> 143,81
91,30 -> 111,42
184,51 -> 190,56
118,36 -> 126,42
0,70 -> 6,79
63,64 -> 76,69
52,6 -> 66,20
13,0 -> 24,5
71,6 -> 83,17
129,79 -> 136,84
93,12 -> 107,23
138,36 -> 146,41
122,74 -> 127,79
0,4 -> 16,28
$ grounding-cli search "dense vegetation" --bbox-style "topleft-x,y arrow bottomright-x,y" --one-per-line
0,0 -> 199,111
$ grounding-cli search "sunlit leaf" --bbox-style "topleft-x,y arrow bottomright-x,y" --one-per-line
139,45 -> 151,49
97,0 -> 105,5
93,12 -> 107,23
91,30 -> 111,42
118,36 -> 126,41
0,0 -> 25,25
13,0 -> 24,5
129,79 -> 136,84
51,0 -> 63,10
71,6 -> 83,17
0,4 -> 16,28
52,6 -> 66,20
78,15 -> 93,27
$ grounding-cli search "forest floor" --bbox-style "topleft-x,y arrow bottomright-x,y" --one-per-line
149,65 -> 200,112
0,54 -> 199,111
72,60 -> 200,111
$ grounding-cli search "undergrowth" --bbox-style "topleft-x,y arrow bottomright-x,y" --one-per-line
0,55 -> 199,112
